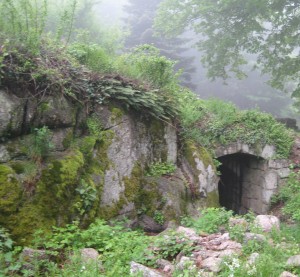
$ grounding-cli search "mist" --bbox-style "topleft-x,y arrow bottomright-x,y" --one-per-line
92,0 -> 299,125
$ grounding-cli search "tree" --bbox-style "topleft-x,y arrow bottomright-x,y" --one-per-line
155,0 -> 300,97
123,0 -> 196,89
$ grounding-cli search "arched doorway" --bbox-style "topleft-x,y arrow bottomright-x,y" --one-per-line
218,153 -> 265,214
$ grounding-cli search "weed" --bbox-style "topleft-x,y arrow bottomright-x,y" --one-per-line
146,162 -> 176,177
181,207 -> 233,233
27,126 -> 54,163
153,211 -> 165,225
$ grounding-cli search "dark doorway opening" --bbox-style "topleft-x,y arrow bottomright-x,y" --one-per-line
218,153 -> 263,214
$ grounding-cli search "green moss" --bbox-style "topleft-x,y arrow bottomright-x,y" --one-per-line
10,203 -> 55,245
98,197 -> 127,220
0,165 -> 22,214
184,140 -> 216,173
136,181 -> 161,217
149,119 -> 168,161
124,164 -> 143,202
78,136 -> 97,159
37,101 -> 51,113
62,129 -> 74,149
206,191 -> 220,207
110,107 -> 124,122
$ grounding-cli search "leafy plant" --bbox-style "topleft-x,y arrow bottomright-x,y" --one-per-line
75,179 -> 97,214
146,162 -> 176,177
272,171 -> 300,222
86,114 -> 103,138
149,230 -> 194,262
27,126 -> 54,162
116,44 -> 180,88
153,211 -> 165,225
181,207 -> 233,233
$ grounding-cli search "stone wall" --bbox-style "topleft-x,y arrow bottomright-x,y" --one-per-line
216,142 -> 290,214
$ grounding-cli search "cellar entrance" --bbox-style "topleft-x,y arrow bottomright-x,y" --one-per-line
217,153 -> 265,214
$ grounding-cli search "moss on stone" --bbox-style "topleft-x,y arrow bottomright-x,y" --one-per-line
37,101 -> 51,113
10,203 -> 55,245
0,165 -> 22,214
62,129 -> 74,149
110,107 -> 124,123
149,119 -> 168,162
206,191 -> 220,207
124,164 -> 143,202
98,197 -> 127,220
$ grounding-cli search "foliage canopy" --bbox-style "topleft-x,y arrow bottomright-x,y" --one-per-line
155,0 -> 300,96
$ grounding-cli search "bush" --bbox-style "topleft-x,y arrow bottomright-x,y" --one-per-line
181,207 -> 233,233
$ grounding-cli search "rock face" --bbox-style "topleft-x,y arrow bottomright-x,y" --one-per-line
0,87 -> 291,244
0,89 -> 219,243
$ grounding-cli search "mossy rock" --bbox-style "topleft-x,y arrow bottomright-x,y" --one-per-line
0,165 -> 22,214
184,140 -> 214,169
10,203 -> 55,245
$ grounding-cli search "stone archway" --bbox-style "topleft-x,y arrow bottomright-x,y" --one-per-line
216,143 -> 290,214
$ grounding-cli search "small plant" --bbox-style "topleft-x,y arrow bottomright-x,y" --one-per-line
181,207 -> 233,233
27,126 -> 54,163
150,231 -> 194,261
86,114 -> 103,138
146,162 -> 176,177
75,179 -> 97,214
153,211 -> 165,225
272,171 -> 300,222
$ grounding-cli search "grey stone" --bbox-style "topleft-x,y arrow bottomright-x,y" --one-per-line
280,271 -> 298,277
156,258 -> 175,273
176,226 -> 200,241
255,215 -> 280,232
176,256 -> 193,271
130,261 -> 164,277
20,247 -> 49,261
287,255 -> 300,267
20,247 -> 49,270
139,215 -> 164,233
0,90 -> 25,137
201,257 -> 222,272
244,233 -> 266,243
0,145 -> 10,162
229,217 -> 248,228
80,248 -> 99,262
261,145 -> 276,159
247,253 -> 260,266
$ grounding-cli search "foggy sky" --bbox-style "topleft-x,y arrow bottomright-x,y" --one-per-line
96,0 -> 300,124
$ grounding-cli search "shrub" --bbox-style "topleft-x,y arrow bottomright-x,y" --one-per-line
181,207 -> 233,233
146,162 -> 176,177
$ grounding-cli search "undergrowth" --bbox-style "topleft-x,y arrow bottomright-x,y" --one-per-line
176,90 -> 294,158
272,170 -> 300,221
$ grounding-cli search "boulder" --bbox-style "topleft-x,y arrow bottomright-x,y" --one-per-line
201,257 -> 222,272
280,271 -> 298,277
247,253 -> 259,266
244,232 -> 266,244
80,248 -> 99,262
176,226 -> 201,241
130,261 -> 164,277
139,215 -> 164,233
255,215 -> 280,232
176,256 -> 193,271
229,217 -> 248,228
156,258 -> 175,274
286,255 -> 300,267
